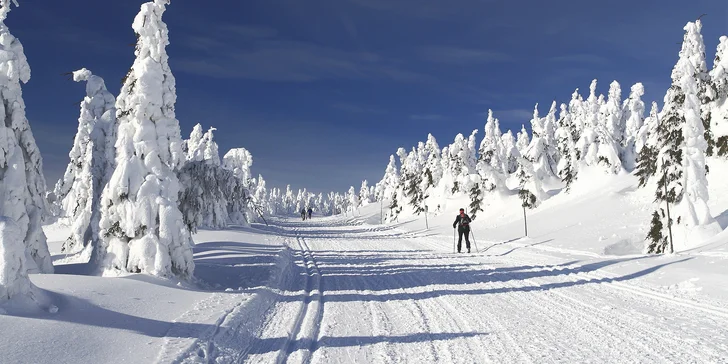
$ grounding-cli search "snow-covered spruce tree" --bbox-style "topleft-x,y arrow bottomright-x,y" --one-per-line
52,68 -> 116,254
359,180 -> 371,206
0,0 -> 53,275
500,131 -> 519,175
467,175 -> 484,221
568,89 -> 585,151
646,82 -> 686,254
222,147 -> 253,186
604,81 -> 625,162
684,19 -> 714,156
177,161 -> 248,231
543,101 -> 560,168
515,156 -> 538,236
185,126 -> 221,166
709,36 -> 728,157
478,110 -> 502,168
635,102 -> 661,187
621,83 -> 646,170
422,134 -> 442,189
98,0 -> 194,277
526,104 -> 558,186
516,125 -> 530,159
182,123 -> 203,160
0,217 -> 33,302
347,186 -> 360,214
646,20 -> 719,253
555,103 -> 578,190
252,174 -> 269,215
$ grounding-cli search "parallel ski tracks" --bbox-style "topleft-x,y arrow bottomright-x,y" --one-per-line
275,231 -> 324,364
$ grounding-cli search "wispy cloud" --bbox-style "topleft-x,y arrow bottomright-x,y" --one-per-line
346,0 -> 497,19
410,114 -> 446,121
332,103 -> 389,114
175,25 -> 435,84
489,109 -> 534,124
419,46 -> 511,65
549,54 -> 611,65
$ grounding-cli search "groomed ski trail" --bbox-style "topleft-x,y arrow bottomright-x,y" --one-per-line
166,215 -> 728,363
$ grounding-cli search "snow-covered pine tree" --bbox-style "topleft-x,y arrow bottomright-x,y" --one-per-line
516,125 -> 530,159
635,102 -> 661,187
200,127 -> 221,165
515,156 -> 538,236
403,149 -> 426,215
682,19 -> 713,156
0,217 -> 32,301
421,134 -> 442,194
621,83 -> 646,171
467,174 -> 484,221
98,0 -> 194,278
646,20 -> 718,254
500,131 -> 519,175
252,174 -> 268,217
555,103 -> 578,190
526,104 -> 558,185
183,123 -> 203,160
479,110 -> 501,166
359,180 -> 371,206
543,101 -> 560,168
568,89 -> 585,152
347,186 -> 360,214
709,36 -> 728,157
0,0 -> 53,275
53,68 -> 116,254
222,147 -> 253,186
177,160 -> 248,231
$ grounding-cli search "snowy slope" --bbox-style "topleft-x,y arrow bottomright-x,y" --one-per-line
0,225 -> 290,364
1,160 -> 728,363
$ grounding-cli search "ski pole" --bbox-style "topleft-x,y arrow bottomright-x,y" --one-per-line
453,228 -> 456,253
470,229 -> 480,253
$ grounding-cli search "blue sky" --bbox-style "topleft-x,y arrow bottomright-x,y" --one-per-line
7,0 -> 727,193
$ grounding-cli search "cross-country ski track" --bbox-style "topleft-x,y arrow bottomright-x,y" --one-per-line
160,215 -> 728,364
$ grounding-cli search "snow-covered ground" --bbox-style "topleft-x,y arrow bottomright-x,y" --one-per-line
2,162 -> 728,363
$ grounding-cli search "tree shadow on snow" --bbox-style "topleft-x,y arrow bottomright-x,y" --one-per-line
246,332 -> 488,355
272,252 -> 691,304
12,290 -> 219,339
716,208 -> 728,230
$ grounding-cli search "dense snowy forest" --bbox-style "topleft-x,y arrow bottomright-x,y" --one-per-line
1,0 -> 727,307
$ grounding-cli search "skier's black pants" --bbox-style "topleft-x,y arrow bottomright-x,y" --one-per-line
458,226 -> 471,252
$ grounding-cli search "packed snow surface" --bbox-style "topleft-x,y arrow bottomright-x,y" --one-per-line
2,171 -> 728,364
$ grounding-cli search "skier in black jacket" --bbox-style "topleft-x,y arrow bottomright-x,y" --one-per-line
453,208 -> 472,253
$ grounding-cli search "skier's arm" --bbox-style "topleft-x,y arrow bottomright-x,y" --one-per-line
453,216 -> 459,228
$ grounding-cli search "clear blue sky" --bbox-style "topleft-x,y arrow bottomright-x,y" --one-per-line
7,0 -> 727,193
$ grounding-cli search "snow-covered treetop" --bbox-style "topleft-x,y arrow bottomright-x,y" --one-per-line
588,79 -> 598,103
0,0 -> 19,23
222,147 -> 253,181
674,20 -> 708,82
711,36 -> 728,99
72,68 -> 115,116
0,0 -> 29,85
530,104 -> 542,136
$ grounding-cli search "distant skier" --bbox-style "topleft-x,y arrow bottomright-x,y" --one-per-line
307,207 -> 313,219
301,209 -> 306,221
453,208 -> 472,253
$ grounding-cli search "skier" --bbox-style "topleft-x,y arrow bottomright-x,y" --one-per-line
307,207 -> 313,219
301,208 -> 306,221
453,208 -> 472,253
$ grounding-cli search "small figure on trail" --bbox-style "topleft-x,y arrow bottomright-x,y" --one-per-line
307,207 -> 313,219
453,208 -> 472,253
301,209 -> 306,221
